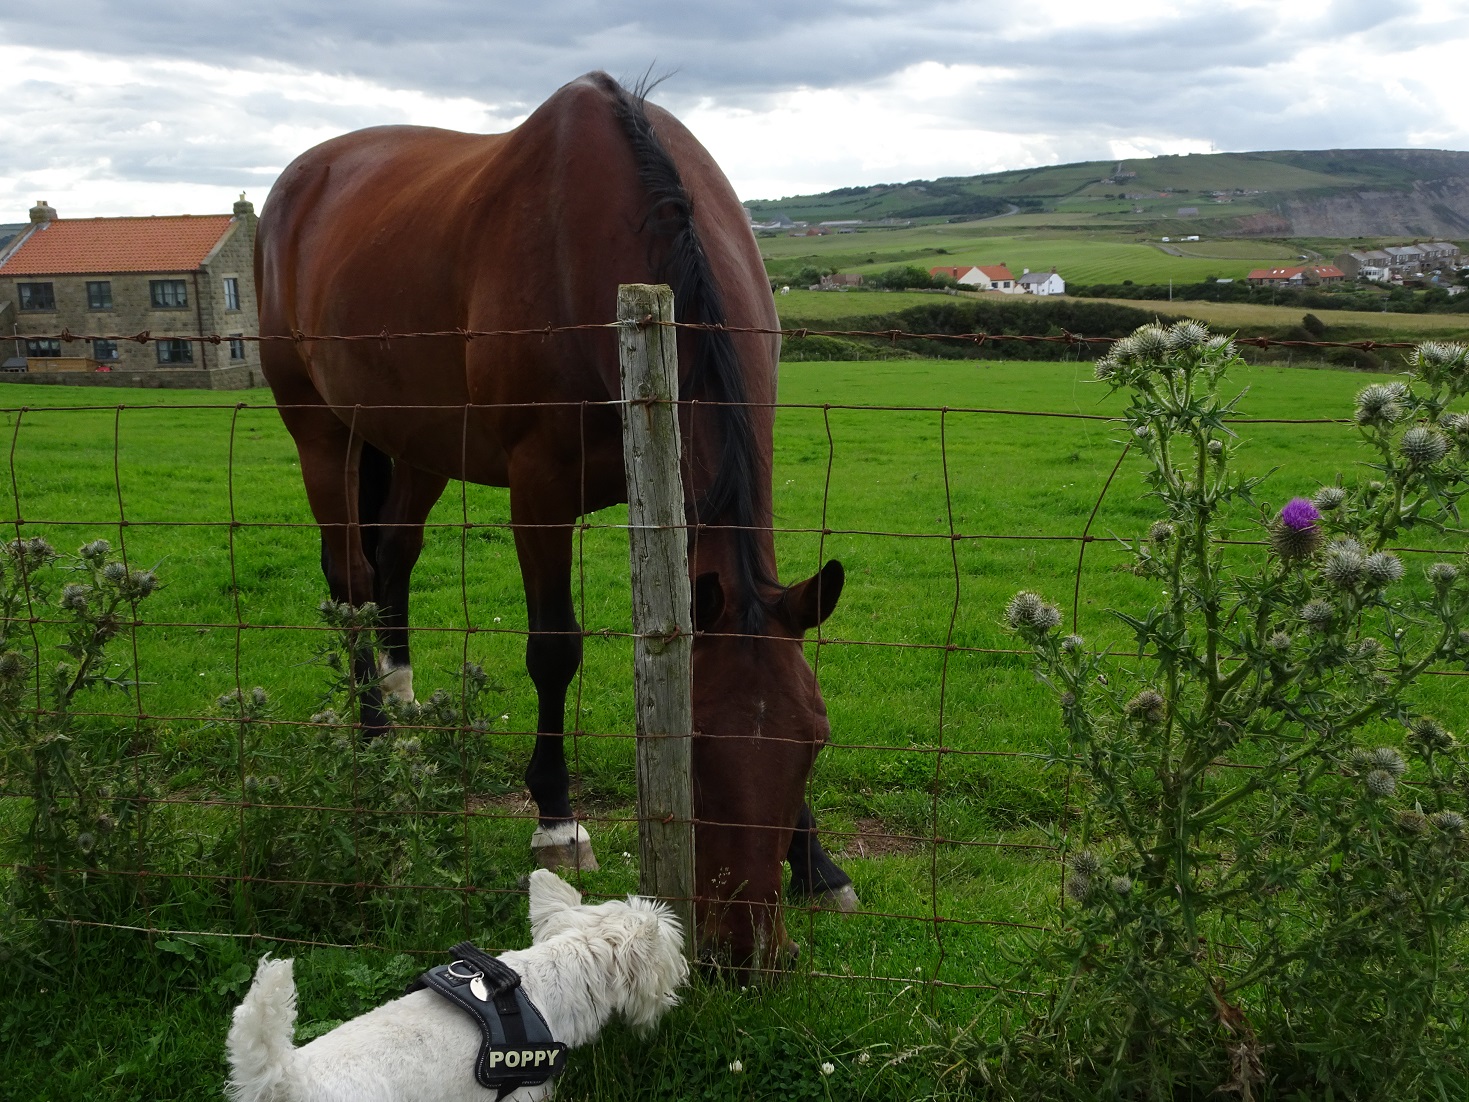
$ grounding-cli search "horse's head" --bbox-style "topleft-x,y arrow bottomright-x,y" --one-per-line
688,559 -> 844,969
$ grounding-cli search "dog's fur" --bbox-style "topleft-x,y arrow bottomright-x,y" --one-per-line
226,870 -> 688,1102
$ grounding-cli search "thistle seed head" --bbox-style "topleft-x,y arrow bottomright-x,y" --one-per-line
59,583 -> 91,613
1426,562 -> 1459,588
1110,875 -> 1134,895
1411,340 -> 1466,371
1166,320 -> 1210,350
123,570 -> 158,599
1299,600 -> 1335,630
1207,439 -> 1224,457
1429,810 -> 1465,835
1129,325 -> 1170,360
1061,634 -> 1086,653
1270,519 -> 1323,561
1006,591 -> 1062,634
1400,426 -> 1450,466
1070,851 -> 1103,877
1124,689 -> 1167,725
1147,521 -> 1174,544
1065,874 -> 1093,902
1368,747 -> 1407,777
1407,717 -> 1455,752
0,650 -> 26,680
1355,637 -> 1382,660
1355,384 -> 1403,427
1267,630 -> 1293,651
79,539 -> 111,562
1321,544 -> 1365,589
1363,551 -> 1405,587
1093,357 -> 1119,381
1364,770 -> 1397,797
1398,809 -> 1430,836
1312,486 -> 1348,511
76,832 -> 96,855
101,561 -> 128,583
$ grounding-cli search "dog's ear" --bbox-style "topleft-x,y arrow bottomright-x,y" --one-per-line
610,899 -> 690,1034
528,869 -> 583,943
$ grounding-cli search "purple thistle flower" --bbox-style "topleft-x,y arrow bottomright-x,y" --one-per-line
1280,498 -> 1320,531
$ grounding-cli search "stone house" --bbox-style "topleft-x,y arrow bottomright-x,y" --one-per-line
2,197 -> 259,375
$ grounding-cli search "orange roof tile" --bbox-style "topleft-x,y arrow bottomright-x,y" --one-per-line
976,265 -> 1014,281
0,215 -> 236,276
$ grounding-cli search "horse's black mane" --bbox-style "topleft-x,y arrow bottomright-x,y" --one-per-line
603,74 -> 773,633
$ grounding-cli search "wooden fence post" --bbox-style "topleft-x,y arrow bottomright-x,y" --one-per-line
617,283 -> 695,952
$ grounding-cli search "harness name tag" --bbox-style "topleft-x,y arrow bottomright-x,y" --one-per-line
484,1045 -> 567,1073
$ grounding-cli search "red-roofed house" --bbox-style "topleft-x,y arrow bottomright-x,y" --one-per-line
2,197 -> 260,384
965,264 -> 1019,293
1247,265 -> 1346,287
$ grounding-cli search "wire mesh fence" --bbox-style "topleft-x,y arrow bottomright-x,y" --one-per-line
2,318 -> 1465,1005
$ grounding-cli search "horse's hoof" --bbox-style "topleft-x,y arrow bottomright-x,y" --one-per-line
530,821 -> 599,872
814,884 -> 859,913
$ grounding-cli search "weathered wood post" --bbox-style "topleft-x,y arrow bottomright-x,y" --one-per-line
617,283 -> 695,952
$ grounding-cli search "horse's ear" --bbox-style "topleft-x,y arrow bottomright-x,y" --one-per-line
783,560 -> 844,632
693,572 -> 725,632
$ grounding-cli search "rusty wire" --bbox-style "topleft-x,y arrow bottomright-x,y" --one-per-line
2,316 -> 1464,1010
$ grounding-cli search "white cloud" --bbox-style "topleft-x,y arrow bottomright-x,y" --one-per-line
0,2 -> 1464,216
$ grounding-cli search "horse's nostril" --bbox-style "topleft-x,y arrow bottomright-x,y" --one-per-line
785,940 -> 800,961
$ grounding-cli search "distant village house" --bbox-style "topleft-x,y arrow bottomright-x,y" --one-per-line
1335,241 -> 1461,282
1246,265 -> 1345,287
929,263 -> 1061,296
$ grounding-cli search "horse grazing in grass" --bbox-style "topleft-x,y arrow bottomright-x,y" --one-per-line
255,72 -> 855,965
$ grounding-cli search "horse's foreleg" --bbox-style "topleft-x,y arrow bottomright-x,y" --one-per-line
371,463 -> 449,705
278,403 -> 384,732
787,803 -> 858,911
511,493 -> 596,872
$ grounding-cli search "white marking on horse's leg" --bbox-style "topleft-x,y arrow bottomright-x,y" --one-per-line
815,884 -> 860,913
378,657 -> 415,703
530,821 -> 599,872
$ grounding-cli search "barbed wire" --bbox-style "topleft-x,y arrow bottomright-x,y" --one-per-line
3,317 -> 1465,1012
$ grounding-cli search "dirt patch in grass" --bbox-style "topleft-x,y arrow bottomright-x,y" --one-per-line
835,817 -> 928,858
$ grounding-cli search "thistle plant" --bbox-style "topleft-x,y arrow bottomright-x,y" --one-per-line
0,538 -> 163,924
1007,326 -> 1469,1096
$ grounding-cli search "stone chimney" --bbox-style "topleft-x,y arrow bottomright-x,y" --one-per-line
29,200 -> 56,223
233,192 -> 255,219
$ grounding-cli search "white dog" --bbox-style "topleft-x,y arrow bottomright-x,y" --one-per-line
226,870 -> 688,1102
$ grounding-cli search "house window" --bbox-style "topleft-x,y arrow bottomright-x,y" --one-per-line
25,339 -> 62,357
18,282 -> 55,311
93,339 -> 119,361
150,279 -> 188,308
87,281 -> 113,310
229,334 -> 245,361
156,339 -> 194,364
223,277 -> 240,311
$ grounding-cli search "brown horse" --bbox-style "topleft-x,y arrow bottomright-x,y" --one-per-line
255,72 -> 855,964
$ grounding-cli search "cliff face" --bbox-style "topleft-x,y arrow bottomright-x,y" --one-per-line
1261,178 -> 1469,238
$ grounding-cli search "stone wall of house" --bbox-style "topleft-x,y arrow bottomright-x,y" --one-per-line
0,364 -> 265,390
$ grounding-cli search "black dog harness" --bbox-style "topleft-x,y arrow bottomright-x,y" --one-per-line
407,941 -> 568,1099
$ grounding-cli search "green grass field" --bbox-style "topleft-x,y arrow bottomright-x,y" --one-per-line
2,354 -> 1466,1099
762,226 -> 1297,285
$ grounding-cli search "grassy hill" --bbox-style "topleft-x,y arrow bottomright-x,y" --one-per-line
746,149 -> 1469,238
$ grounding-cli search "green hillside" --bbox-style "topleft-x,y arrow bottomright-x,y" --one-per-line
745,148 -> 1469,236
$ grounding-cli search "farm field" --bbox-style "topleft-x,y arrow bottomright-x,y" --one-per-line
3,353 -> 1467,1100
761,226 -> 1298,285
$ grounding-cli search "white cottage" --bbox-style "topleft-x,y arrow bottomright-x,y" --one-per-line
1018,268 -> 1065,296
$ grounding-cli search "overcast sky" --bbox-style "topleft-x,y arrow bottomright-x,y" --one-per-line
1,0 -> 1466,219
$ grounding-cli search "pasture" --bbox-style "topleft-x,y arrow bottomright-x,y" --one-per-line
760,226 -> 1299,284
2,355 -> 1465,1099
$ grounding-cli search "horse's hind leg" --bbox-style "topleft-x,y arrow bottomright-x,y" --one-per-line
787,803 -> 859,912
368,458 -> 449,705
510,482 -> 597,871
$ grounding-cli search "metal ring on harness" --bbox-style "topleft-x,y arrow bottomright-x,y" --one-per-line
445,961 -> 481,981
